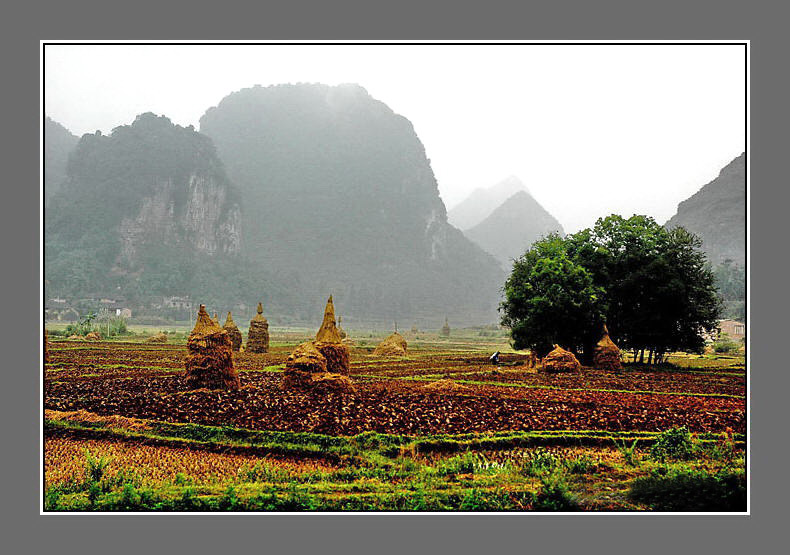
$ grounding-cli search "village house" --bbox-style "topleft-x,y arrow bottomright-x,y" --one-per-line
162,296 -> 194,311
716,319 -> 746,343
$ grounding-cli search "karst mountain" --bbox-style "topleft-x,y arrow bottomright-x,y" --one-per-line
45,85 -> 504,324
665,153 -> 745,265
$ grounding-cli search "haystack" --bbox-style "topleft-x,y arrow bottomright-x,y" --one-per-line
145,333 -> 168,344
313,296 -> 350,374
373,332 -> 408,357
337,315 -> 347,340
84,331 -> 101,341
222,312 -> 243,352
315,295 -> 343,343
246,302 -> 270,353
441,317 -> 451,337
212,313 -> 220,326
593,325 -> 622,371
283,296 -> 353,391
540,345 -> 581,373
282,341 -> 354,392
184,305 -> 239,390
411,324 -> 418,334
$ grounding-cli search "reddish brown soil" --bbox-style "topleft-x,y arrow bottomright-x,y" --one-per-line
45,342 -> 745,436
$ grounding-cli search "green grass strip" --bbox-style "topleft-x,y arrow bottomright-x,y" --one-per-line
45,414 -> 744,461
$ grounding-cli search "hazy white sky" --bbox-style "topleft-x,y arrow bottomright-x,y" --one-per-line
44,43 -> 746,232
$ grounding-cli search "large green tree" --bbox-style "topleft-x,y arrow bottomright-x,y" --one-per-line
500,234 -> 605,357
501,216 -> 721,363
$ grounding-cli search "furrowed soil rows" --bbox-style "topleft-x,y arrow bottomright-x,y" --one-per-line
45,341 -> 745,436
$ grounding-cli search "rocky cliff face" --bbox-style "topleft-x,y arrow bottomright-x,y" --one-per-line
116,174 -> 241,269
465,190 -> 565,270
45,113 -> 241,297
200,83 -> 503,323
665,153 -> 745,265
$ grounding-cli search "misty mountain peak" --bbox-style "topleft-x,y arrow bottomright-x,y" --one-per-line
447,175 -> 528,230
465,188 -> 564,270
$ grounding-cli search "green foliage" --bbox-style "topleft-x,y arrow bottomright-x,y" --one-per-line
613,439 -> 641,467
435,452 -> 486,477
707,432 -> 737,465
65,313 -> 98,336
713,333 -> 740,354
503,215 -> 721,360
519,448 -> 561,476
714,259 -> 745,304
501,234 -> 605,356
649,427 -> 697,462
83,449 -> 111,484
533,473 -> 580,511
564,455 -> 596,474
628,468 -> 746,511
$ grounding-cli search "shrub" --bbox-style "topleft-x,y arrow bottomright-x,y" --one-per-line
533,473 -> 579,511
628,469 -> 746,511
649,427 -> 697,462
83,449 -> 111,485
613,439 -> 641,467
713,333 -> 739,354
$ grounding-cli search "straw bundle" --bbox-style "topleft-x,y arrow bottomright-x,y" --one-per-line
373,332 -> 408,357
540,345 -> 581,373
184,305 -> 239,390
593,325 -> 622,371
222,312 -> 243,352
145,333 -> 168,344
315,295 -> 343,343
246,302 -> 270,353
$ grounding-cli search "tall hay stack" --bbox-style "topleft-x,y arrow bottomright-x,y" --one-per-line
373,331 -> 408,357
440,317 -> 451,337
246,302 -> 270,353
184,305 -> 240,390
283,295 -> 353,392
593,325 -> 622,371
540,345 -> 581,373
212,313 -> 220,325
223,312 -> 243,352
313,295 -> 350,374
337,316 -> 347,340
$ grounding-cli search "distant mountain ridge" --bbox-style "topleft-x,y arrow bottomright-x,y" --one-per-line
199,83 -> 504,324
44,85 -> 510,324
464,190 -> 565,269
447,175 -> 527,230
45,113 -> 243,305
665,153 -> 745,265
44,117 -> 79,203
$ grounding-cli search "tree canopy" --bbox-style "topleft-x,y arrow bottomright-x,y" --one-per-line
501,215 -> 721,362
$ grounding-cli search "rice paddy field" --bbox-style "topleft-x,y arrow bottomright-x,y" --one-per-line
43,329 -> 747,512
